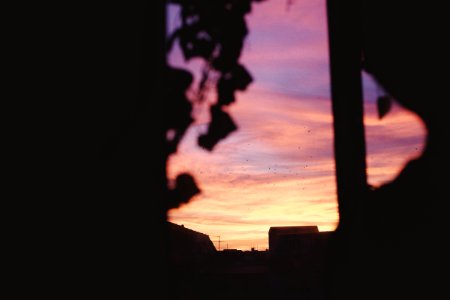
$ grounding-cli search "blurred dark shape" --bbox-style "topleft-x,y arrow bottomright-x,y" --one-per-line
178,25 -> 215,60
376,95 -> 392,119
168,173 -> 201,209
232,64 -> 253,90
361,1 -> 446,128
197,68 -> 210,100
169,0 -> 254,67
325,1 -> 447,299
217,64 -> 253,105
360,0 -> 446,234
217,75 -> 236,105
198,105 -> 238,151
164,67 -> 194,154
168,1 -> 259,151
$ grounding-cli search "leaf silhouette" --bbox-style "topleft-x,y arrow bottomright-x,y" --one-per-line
198,105 -> 238,151
377,95 -> 392,119
179,25 -> 215,60
167,173 -> 201,209
164,67 -> 194,154
233,64 -> 253,90
165,0 -> 262,206
217,76 -> 236,105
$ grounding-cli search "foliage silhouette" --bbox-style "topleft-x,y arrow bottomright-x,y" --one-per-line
165,0 -> 264,208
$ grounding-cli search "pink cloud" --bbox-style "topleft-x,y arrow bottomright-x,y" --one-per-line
364,101 -> 426,186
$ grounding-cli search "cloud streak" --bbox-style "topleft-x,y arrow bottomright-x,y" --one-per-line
168,89 -> 339,250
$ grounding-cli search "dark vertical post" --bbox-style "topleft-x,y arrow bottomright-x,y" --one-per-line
148,0 -> 169,296
327,0 -> 367,232
139,0 -> 168,296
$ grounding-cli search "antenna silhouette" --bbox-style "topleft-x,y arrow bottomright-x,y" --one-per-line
212,235 -> 221,251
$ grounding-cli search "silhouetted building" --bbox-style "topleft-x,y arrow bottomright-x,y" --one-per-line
269,226 -> 319,254
168,222 -> 216,267
269,225 -> 331,261
268,226 -> 332,299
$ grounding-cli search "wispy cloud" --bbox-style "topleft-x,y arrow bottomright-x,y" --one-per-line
168,89 -> 339,250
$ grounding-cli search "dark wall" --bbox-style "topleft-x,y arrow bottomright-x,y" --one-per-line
42,1 -> 170,298
326,1 -> 448,299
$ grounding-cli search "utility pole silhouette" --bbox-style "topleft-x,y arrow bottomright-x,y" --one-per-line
327,0 -> 368,233
213,235 -> 221,251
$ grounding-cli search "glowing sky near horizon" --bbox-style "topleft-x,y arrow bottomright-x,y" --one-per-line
167,0 -> 426,250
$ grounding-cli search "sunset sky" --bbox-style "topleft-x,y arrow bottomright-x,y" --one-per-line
166,0 -> 426,250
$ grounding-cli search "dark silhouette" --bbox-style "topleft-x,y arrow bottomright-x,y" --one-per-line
55,0 -> 447,299
167,0 -> 258,153
164,67 -> 194,155
167,224 -> 331,300
167,222 -> 216,299
163,0 -> 261,209
270,226 -> 331,300
326,1 -> 447,299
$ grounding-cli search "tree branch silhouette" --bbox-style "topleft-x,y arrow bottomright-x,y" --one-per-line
165,0 -> 265,208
